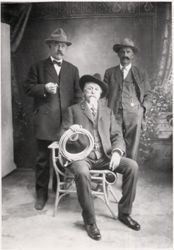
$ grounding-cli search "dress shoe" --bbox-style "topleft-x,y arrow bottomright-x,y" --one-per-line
85,223 -> 101,240
118,214 -> 141,231
34,196 -> 47,210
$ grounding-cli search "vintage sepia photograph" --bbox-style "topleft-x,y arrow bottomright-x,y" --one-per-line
1,1 -> 172,249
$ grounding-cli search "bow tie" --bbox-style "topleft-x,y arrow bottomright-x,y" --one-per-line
53,60 -> 62,67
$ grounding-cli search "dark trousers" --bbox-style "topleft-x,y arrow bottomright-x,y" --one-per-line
35,139 -> 64,198
35,140 -> 51,198
119,105 -> 144,160
70,156 -> 138,225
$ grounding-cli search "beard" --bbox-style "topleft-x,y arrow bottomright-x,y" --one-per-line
88,96 -> 98,108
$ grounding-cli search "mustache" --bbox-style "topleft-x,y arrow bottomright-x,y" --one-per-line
57,51 -> 63,55
89,95 -> 97,98
122,56 -> 130,60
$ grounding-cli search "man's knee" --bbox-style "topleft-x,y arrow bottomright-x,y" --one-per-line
70,161 -> 90,178
127,159 -> 139,174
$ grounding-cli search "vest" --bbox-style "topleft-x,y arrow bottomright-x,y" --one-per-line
120,70 -> 140,110
89,111 -> 104,160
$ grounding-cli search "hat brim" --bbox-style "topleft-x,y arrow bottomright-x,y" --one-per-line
113,44 -> 138,53
45,39 -> 72,46
79,75 -> 108,98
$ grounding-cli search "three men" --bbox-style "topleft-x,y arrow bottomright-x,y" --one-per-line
104,38 -> 153,160
24,28 -> 81,210
59,73 -> 140,241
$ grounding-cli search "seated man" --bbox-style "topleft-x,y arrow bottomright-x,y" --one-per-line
59,73 -> 140,241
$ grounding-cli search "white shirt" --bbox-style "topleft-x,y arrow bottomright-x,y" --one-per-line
120,63 -> 132,79
50,56 -> 62,76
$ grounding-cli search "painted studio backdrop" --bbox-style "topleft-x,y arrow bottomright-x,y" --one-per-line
1,2 -> 172,172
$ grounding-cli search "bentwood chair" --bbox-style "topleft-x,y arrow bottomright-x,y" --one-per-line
48,141 -> 118,218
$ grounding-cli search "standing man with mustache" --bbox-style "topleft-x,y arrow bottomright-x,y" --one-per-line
104,38 -> 153,160
24,28 -> 81,210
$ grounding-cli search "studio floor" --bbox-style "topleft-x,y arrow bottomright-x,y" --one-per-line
2,166 -> 173,250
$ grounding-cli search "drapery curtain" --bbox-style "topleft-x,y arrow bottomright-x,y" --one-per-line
140,4 -> 172,163
11,4 -> 32,53
157,6 -> 172,87
10,4 -> 32,150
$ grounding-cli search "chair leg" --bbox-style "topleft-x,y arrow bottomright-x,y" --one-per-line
103,180 -> 117,219
54,188 -> 68,216
54,187 -> 60,217
108,185 -> 118,203
53,179 -> 75,216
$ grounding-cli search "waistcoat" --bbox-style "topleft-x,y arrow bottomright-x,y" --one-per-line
120,70 -> 140,109
89,111 -> 104,160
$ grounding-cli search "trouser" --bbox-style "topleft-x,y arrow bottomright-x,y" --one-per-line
119,106 -> 144,160
70,156 -> 138,225
35,139 -> 64,198
35,140 -> 51,199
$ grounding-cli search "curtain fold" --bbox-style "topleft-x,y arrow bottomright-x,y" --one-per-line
11,4 -> 32,53
140,4 -> 172,163
10,4 -> 32,154
156,5 -> 172,88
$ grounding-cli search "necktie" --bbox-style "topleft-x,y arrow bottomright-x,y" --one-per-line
121,67 -> 126,80
91,106 -> 97,118
53,60 -> 62,67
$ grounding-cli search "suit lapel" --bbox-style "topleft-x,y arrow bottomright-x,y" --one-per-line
131,66 -> 141,87
114,66 -> 123,87
131,66 -> 142,99
80,101 -> 95,124
98,101 -> 103,121
59,60 -> 68,85
98,101 -> 108,122
45,57 -> 59,83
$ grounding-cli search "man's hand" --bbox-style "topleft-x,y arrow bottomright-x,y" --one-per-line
45,82 -> 58,94
70,124 -> 82,132
109,152 -> 121,171
69,124 -> 82,141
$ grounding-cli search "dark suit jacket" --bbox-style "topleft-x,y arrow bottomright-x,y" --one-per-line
104,65 -> 153,116
59,101 -> 126,159
24,57 -> 82,140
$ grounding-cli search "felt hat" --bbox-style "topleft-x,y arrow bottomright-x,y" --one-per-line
113,38 -> 138,53
79,73 -> 108,98
45,28 -> 72,46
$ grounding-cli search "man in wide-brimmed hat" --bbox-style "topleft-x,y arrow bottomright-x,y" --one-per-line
59,73 -> 140,240
104,38 -> 153,160
24,28 -> 81,210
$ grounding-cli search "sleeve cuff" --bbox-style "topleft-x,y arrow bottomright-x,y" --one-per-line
43,85 -> 47,97
112,148 -> 124,157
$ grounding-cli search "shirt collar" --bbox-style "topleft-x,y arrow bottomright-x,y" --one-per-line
120,63 -> 132,72
50,56 -> 63,64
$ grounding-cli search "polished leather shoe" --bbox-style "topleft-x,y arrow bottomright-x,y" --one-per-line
34,197 -> 47,210
85,223 -> 101,240
118,214 -> 141,231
